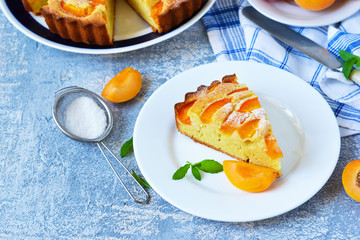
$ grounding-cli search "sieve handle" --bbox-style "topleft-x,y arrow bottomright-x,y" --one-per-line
97,142 -> 150,204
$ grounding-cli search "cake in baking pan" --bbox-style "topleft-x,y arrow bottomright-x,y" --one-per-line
21,0 -> 208,45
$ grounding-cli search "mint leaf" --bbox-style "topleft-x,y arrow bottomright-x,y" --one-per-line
172,160 -> 223,181
339,49 -> 355,61
195,159 -> 223,173
172,164 -> 190,180
191,166 -> 201,181
356,60 -> 360,68
343,58 -> 357,80
121,137 -> 133,158
131,170 -> 151,188
339,50 -> 360,80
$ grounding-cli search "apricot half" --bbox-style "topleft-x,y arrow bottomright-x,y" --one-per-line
102,67 -> 142,103
342,159 -> 360,202
223,160 -> 277,192
294,0 -> 336,11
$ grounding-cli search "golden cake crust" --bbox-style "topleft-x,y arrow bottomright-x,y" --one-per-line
22,0 -> 35,15
151,0 -> 208,33
41,1 -> 113,45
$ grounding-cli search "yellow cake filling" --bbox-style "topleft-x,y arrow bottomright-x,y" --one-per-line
105,0 -> 115,41
23,0 -> 49,14
126,0 -> 161,31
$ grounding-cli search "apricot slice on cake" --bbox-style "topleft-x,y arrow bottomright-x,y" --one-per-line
200,98 -> 231,124
342,159 -> 360,202
223,160 -> 277,192
238,97 -> 261,113
220,112 -> 249,135
237,119 -> 260,139
264,134 -> 283,160
227,87 -> 249,96
60,0 -> 106,17
177,101 -> 195,125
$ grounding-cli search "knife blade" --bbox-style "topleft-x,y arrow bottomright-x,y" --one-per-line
242,6 -> 360,84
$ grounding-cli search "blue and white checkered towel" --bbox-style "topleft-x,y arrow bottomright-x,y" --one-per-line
202,0 -> 360,137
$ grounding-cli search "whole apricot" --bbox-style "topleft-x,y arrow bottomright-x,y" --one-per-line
294,0 -> 336,11
342,159 -> 360,202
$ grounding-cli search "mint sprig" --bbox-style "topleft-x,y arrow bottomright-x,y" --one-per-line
339,50 -> 360,80
172,160 -> 223,181
120,137 -> 133,157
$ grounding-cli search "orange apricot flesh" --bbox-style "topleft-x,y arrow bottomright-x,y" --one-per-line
238,97 -> 261,113
237,119 -> 260,139
60,1 -> 95,17
60,0 -> 106,17
342,159 -> 360,202
227,87 -> 249,95
223,160 -> 278,192
177,101 -> 195,125
220,112 -> 249,135
200,98 -> 231,124
151,1 -> 163,20
264,134 -> 283,160
294,0 -> 336,11
102,67 -> 142,103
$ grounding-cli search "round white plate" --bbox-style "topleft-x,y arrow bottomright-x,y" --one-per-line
0,0 -> 214,54
248,0 -> 360,27
134,61 -> 340,222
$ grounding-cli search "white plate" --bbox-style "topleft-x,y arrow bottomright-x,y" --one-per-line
134,61 -> 340,222
0,0 -> 214,54
248,0 -> 360,27
134,62 -> 340,222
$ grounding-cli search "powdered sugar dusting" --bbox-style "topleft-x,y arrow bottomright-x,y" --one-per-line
252,108 -> 267,119
224,111 -> 250,127
64,96 -> 107,139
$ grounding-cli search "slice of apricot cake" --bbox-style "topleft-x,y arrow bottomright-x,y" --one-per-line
174,74 -> 283,176
41,0 -> 115,45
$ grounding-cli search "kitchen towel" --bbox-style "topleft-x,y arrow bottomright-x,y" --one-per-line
202,0 -> 360,137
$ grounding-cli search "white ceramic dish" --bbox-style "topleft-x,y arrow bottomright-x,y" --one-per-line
134,61 -> 340,222
248,0 -> 360,27
0,0 -> 214,54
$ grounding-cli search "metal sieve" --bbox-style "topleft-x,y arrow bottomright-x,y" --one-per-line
52,86 -> 150,204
